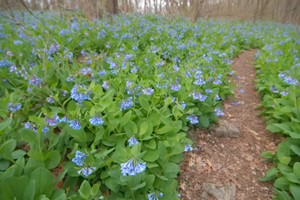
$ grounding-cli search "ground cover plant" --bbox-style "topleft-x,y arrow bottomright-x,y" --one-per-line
255,28 -> 300,199
0,12 -> 299,199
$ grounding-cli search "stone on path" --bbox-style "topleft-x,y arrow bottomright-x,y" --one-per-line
201,182 -> 236,200
210,120 -> 240,138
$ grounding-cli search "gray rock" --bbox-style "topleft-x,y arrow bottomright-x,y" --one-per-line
210,120 -> 240,138
201,182 -> 236,200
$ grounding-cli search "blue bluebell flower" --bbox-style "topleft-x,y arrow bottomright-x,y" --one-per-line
46,97 -> 55,104
280,91 -> 288,96
9,65 -> 18,74
70,84 -> 91,103
170,84 -> 181,91
270,86 -> 279,93
62,90 -> 68,97
24,122 -> 34,129
69,120 -> 81,130
72,150 -> 87,166
48,43 -> 60,54
194,78 -> 206,86
0,59 -> 13,68
128,136 -> 139,147
121,97 -> 133,110
142,87 -> 154,96
47,114 -> 60,127
214,107 -> 224,117
180,101 -> 186,109
205,89 -> 212,94
186,115 -> 199,124
173,65 -> 180,72
148,192 -> 163,200
42,126 -> 49,133
130,66 -> 138,74
102,81 -> 109,89
98,70 -> 106,76
66,76 -> 74,82
13,40 -> 23,45
8,103 -> 22,112
120,158 -> 146,176
89,116 -> 104,126
190,92 -> 207,102
77,166 -> 96,177
59,116 -> 69,123
80,67 -> 91,75
29,75 -> 42,87
184,144 -> 193,152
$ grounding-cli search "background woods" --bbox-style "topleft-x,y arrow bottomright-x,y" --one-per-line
0,0 -> 300,24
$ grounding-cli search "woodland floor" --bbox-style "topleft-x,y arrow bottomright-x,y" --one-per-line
179,50 -> 282,200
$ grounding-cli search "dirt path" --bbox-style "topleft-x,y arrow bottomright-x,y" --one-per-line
179,50 -> 281,200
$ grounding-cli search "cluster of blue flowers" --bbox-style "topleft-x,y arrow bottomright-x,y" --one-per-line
72,151 -> 96,177
70,84 -> 91,103
186,115 -> 199,124
128,136 -> 139,147
89,116 -> 104,126
120,158 -> 146,176
147,192 -> 163,200
7,103 -> 22,113
120,97 -> 134,110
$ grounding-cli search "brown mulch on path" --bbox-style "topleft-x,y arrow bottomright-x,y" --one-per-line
179,50 -> 281,200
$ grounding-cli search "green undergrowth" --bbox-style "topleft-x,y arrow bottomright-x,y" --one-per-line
255,28 -> 300,199
0,12 -> 299,199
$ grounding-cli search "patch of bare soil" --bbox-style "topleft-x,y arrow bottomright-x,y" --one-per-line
179,50 -> 281,200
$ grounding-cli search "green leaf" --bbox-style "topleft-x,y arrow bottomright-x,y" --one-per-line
291,145 -> 300,156
274,176 -> 289,190
0,118 -> 12,132
45,150 -> 61,169
293,163 -> 300,179
124,121 -> 138,136
261,151 -> 274,159
91,183 -> 100,197
121,111 -> 132,126
0,160 -> 10,170
79,180 -> 91,199
30,167 -> 56,197
139,121 -> 149,136
290,184 -> 300,200
164,162 -> 180,178
259,167 -> 278,181
139,96 -> 151,111
278,156 -> 291,165
131,182 -> 146,191
200,116 -> 210,128
144,139 -> 156,149
157,125 -> 173,135
266,124 -> 282,133
23,179 -> 36,200
143,150 -> 159,162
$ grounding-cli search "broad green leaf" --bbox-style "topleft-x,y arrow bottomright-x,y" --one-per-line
164,162 -> 180,178
261,151 -> 274,159
30,167 -> 56,197
144,139 -> 156,149
23,179 -> 36,200
139,96 -> 150,111
91,183 -> 100,197
291,144 -> 300,156
120,111 -> 132,126
131,182 -> 146,191
143,150 -> 159,162
139,121 -> 149,136
278,156 -> 291,165
200,116 -> 210,128
79,180 -> 91,199
259,167 -> 278,181
45,150 -> 61,169
274,176 -> 289,190
290,184 -> 300,200
0,118 -> 12,132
